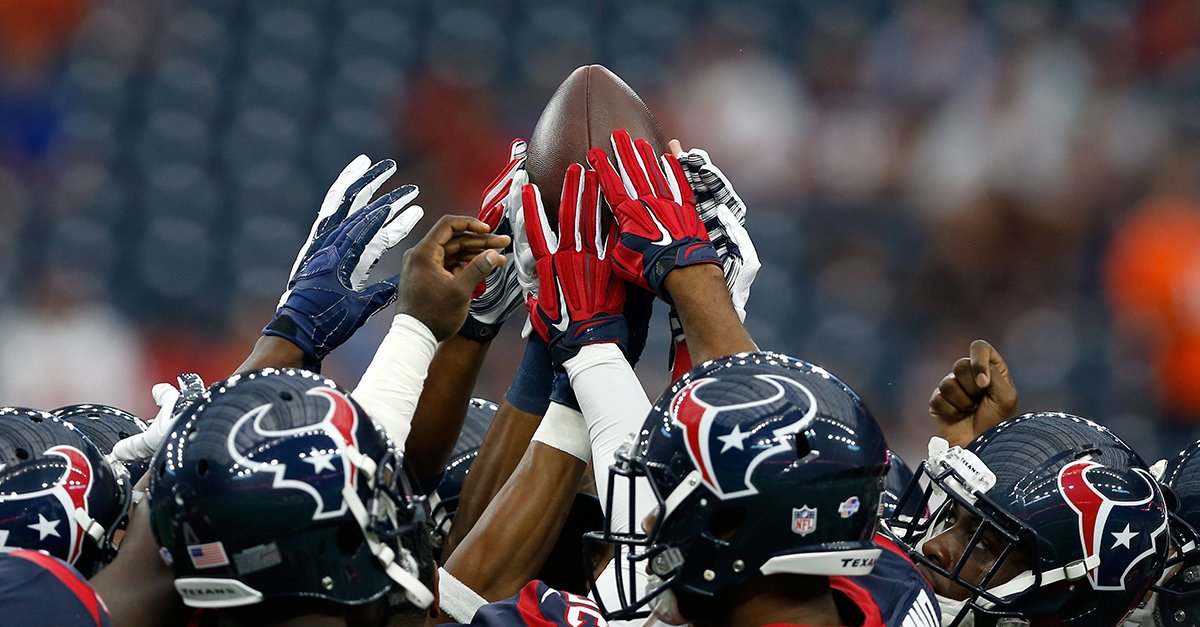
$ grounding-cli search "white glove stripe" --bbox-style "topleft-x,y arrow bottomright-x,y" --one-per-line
661,155 -> 684,205
289,155 -> 371,283
349,185 -> 422,290
532,188 -> 559,255
347,162 -> 398,219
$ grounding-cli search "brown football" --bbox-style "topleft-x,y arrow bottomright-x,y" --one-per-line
527,64 -> 665,220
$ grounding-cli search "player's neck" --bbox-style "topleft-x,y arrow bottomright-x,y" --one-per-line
724,574 -> 847,627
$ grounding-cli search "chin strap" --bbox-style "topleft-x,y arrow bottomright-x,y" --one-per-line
341,454 -> 435,610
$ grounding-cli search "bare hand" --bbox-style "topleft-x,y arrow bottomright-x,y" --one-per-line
397,215 -> 510,341
929,339 -> 1019,448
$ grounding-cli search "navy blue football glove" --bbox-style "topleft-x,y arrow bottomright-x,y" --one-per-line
265,168 -> 424,366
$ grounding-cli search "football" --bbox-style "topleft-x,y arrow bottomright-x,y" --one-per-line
527,64 -> 666,218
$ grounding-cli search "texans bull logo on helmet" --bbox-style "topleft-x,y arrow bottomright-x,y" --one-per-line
669,374 -> 817,498
227,387 -> 362,521
0,445 -> 94,563
1057,459 -> 1168,591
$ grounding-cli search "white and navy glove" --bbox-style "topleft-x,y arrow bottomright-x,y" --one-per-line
112,373 -> 206,462
264,156 -> 424,367
668,146 -> 761,379
459,140 -> 529,342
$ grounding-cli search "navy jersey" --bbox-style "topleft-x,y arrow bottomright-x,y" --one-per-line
856,534 -> 940,627
0,550 -> 112,627
444,578 -> 889,627
443,580 -> 611,626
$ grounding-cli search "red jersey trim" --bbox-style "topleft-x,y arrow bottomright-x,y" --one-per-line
873,533 -> 916,568
11,550 -> 104,626
759,575 -> 885,627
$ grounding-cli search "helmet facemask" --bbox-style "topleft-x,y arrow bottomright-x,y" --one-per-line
888,438 -> 1045,626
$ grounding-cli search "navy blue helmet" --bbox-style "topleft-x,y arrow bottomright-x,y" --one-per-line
882,449 -> 917,519
587,352 -> 890,620
429,397 -> 498,544
1149,438 -> 1200,626
53,404 -> 150,480
0,407 -> 131,575
889,412 -> 1169,626
149,368 -> 436,610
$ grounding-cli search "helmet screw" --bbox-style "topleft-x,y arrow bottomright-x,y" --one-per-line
688,477 -> 698,487
1177,611 -> 1188,623
321,576 -> 334,591
732,560 -> 745,573
703,569 -> 715,581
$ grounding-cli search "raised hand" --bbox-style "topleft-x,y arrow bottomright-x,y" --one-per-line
672,140 -> 760,322
587,130 -> 721,300
397,215 -> 511,341
265,161 -> 424,366
111,373 -> 207,463
929,339 -> 1019,448
522,163 -> 627,367
666,140 -> 761,377
460,140 -> 530,342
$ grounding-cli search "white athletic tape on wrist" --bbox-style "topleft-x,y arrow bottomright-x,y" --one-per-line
531,402 -> 591,463
438,567 -> 488,623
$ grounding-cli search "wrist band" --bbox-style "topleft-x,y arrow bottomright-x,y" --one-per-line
531,402 -> 590,463
437,567 -> 488,623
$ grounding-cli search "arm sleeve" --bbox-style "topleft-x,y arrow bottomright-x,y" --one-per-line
351,314 -> 437,451
561,344 -> 656,535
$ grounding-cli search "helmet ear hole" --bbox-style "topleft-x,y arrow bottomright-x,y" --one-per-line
336,518 -> 362,556
196,459 -> 209,477
14,447 -> 28,461
279,391 -> 293,402
708,506 -> 747,541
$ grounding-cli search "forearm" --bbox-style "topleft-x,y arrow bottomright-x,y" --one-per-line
351,314 -> 438,449
442,442 -> 585,601
233,335 -> 307,374
664,264 -> 756,364
444,337 -> 555,555
443,400 -> 542,556
562,344 -> 654,533
405,335 -> 490,489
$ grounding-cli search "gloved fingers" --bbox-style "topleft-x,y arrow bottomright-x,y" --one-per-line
336,188 -> 413,289
479,139 -> 528,226
660,152 -> 693,207
700,161 -> 747,224
151,384 -> 180,422
341,159 -> 398,221
557,164 -> 585,253
719,203 -> 759,275
319,154 -> 373,223
633,138 -> 673,200
580,170 -> 604,257
360,276 -> 400,318
521,183 -> 558,260
610,130 -> 654,199
350,203 -> 424,291
588,146 -> 632,208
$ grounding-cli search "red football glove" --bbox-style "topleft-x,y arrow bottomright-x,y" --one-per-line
522,163 -> 627,367
460,139 -> 528,341
587,130 -> 721,301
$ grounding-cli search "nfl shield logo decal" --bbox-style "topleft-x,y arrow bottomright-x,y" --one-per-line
792,506 -> 817,536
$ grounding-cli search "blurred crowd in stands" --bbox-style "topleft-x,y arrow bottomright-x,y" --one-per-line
0,0 -> 1198,462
